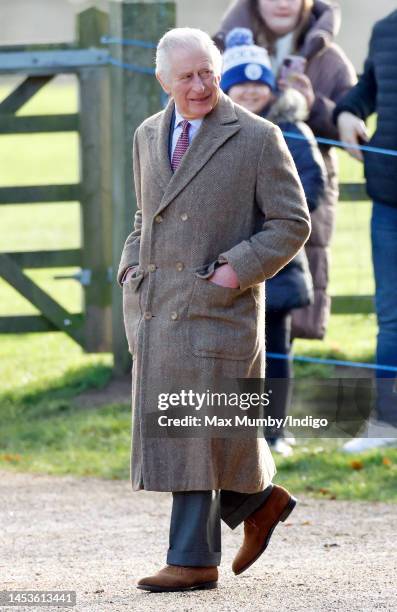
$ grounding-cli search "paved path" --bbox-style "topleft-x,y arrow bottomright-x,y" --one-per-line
1,471 -> 396,611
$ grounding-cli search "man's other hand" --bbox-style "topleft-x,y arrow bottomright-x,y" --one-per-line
208,263 -> 240,289
122,265 -> 139,284
337,111 -> 369,162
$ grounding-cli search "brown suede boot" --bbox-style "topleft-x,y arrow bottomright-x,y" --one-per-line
137,565 -> 218,592
232,485 -> 297,575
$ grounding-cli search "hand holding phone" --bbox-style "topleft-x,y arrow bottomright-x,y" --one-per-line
279,55 -> 307,82
278,56 -> 315,109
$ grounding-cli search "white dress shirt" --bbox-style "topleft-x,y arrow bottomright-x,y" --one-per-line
171,108 -> 203,157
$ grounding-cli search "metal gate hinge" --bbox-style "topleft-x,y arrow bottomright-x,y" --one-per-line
53,269 -> 92,286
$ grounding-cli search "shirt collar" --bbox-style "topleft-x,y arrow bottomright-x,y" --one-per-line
174,106 -> 203,131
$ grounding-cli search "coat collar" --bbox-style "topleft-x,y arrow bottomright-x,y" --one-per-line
145,91 -> 241,216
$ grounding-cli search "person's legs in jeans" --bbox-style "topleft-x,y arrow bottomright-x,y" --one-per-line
371,201 -> 397,426
265,309 -> 293,442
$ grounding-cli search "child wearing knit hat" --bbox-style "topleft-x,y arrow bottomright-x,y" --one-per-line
221,27 -> 325,209
220,27 -> 276,115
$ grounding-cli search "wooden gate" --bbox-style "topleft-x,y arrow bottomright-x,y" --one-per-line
0,14 -> 112,353
0,4 -> 176,373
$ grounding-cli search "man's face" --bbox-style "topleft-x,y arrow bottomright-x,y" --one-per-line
157,46 -> 221,120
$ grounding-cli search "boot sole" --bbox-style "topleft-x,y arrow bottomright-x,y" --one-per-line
137,580 -> 218,592
234,496 -> 297,576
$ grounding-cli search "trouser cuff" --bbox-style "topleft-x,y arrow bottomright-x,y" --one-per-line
167,548 -> 221,567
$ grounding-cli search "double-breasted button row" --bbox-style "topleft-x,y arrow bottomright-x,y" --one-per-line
148,263 -> 185,272
155,213 -> 187,224
145,310 -> 178,321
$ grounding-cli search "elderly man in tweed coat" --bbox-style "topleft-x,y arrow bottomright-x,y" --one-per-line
117,27 -> 311,592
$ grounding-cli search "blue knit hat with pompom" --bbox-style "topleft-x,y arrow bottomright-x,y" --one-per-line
220,28 -> 276,93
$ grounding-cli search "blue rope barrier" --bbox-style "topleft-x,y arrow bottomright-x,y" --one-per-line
104,64 -> 397,157
99,35 -> 397,158
102,37 -> 397,375
98,38 -> 397,158
101,35 -> 156,49
282,130 -> 397,158
267,352 -> 397,373
108,56 -> 155,76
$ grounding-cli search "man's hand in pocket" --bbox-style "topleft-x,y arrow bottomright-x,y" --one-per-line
122,266 -> 139,284
208,263 -> 239,289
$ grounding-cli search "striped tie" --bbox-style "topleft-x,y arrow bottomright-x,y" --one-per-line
171,119 -> 191,172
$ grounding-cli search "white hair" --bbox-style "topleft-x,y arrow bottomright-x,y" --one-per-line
156,27 -> 222,83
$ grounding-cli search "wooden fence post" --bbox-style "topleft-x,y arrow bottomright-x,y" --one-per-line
109,1 -> 175,375
77,8 -> 113,353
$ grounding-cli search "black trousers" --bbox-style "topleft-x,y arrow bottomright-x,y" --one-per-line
265,309 -> 293,442
167,486 -> 273,567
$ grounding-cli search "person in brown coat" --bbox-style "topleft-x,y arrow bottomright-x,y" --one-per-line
214,0 -> 356,340
117,27 -> 311,591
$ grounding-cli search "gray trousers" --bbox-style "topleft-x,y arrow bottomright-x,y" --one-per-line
167,486 -> 273,567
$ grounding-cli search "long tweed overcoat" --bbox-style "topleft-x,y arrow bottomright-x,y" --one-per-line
117,92 -> 311,493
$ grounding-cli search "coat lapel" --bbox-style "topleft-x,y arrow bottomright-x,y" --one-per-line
145,98 -> 174,193
145,92 -> 241,217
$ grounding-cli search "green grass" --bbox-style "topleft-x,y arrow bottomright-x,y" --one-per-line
0,78 -> 394,501
1,376 -> 396,501
0,400 -> 131,480
275,442 -> 397,502
1,381 -> 396,501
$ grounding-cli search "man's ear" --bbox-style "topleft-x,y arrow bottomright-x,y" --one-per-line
156,72 -> 171,95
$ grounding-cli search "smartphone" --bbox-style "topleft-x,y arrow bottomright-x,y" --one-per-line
279,55 -> 307,81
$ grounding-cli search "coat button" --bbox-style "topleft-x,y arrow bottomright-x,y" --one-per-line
144,311 -> 152,320
148,263 -> 156,272
170,311 -> 178,321
180,213 -> 188,221
155,215 -> 163,223
175,262 -> 184,272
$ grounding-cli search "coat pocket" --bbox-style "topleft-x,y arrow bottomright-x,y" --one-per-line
122,271 -> 144,355
187,275 -> 258,360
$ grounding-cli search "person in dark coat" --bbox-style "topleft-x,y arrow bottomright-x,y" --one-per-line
215,0 -> 356,343
334,10 -> 397,453
221,28 -> 326,455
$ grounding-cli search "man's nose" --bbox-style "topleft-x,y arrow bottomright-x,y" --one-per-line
191,74 -> 205,92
